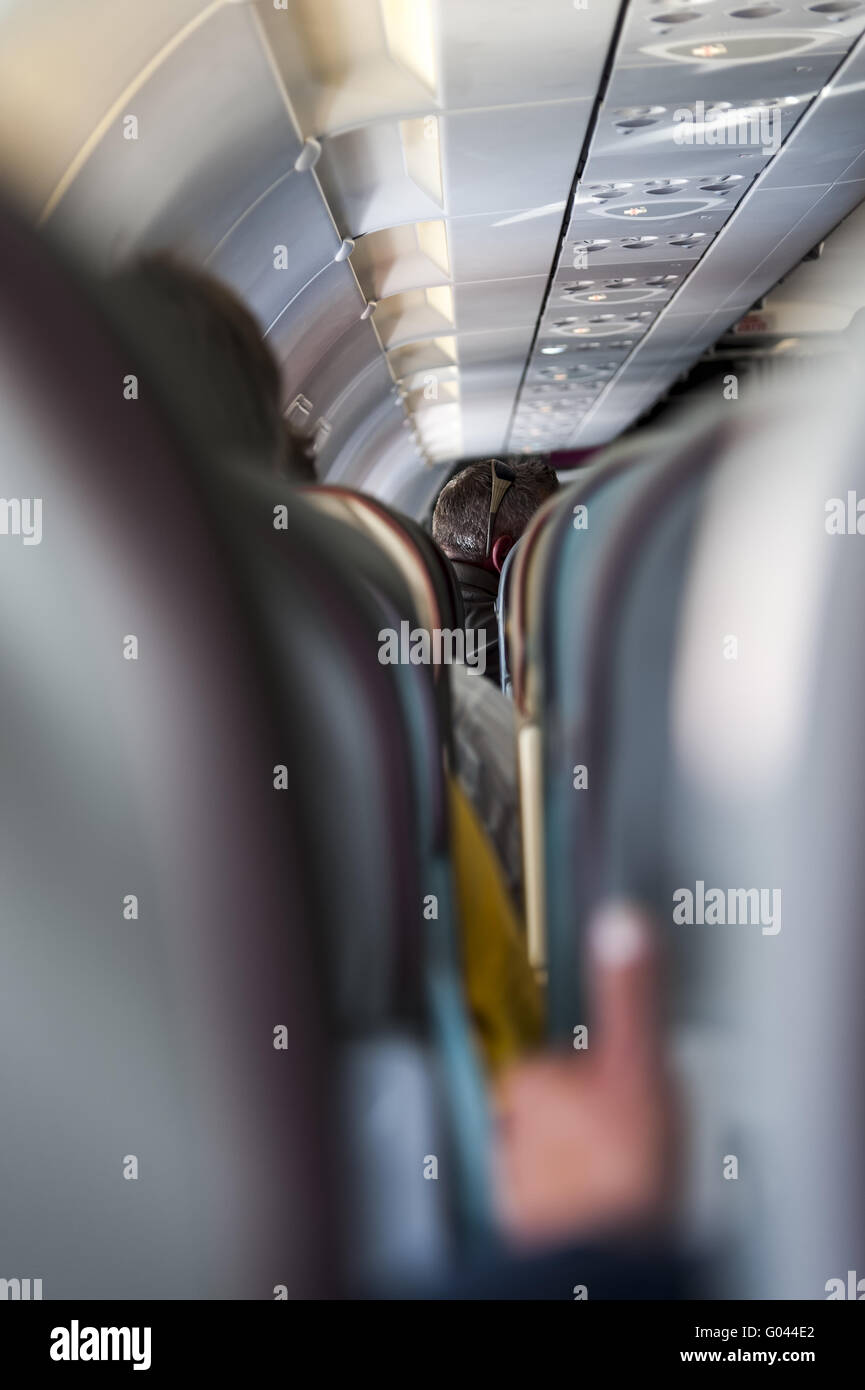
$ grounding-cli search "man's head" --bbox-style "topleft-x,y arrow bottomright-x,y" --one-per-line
432,457 -> 559,572
109,253 -> 315,481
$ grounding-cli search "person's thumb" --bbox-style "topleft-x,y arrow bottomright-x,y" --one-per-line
588,901 -> 661,1089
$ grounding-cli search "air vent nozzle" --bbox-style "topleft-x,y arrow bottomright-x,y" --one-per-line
729,4 -> 784,17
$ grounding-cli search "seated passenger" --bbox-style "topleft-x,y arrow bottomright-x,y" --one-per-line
449,777 -> 542,1071
432,458 -> 559,686
108,253 -> 316,482
449,659 -> 524,914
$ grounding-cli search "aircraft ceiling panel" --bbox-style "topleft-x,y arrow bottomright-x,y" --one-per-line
549,262 -> 687,312
584,142 -> 771,184
437,0 -> 620,108
568,312 -> 751,446
607,49 -> 847,105
567,214 -> 730,262
375,291 -> 456,349
387,338 -> 459,380
207,170 -> 341,332
619,308 -> 753,363
560,230 -> 721,269
351,224 -> 452,300
252,0 -> 441,137
759,141 -> 865,190
316,123 -> 445,238
459,359 -> 527,396
510,6 -> 865,454
0,0 -> 212,213
613,1 -> 865,75
459,416 -> 509,460
458,358 -> 530,457
457,325 -> 536,366
662,185 -> 835,309
571,172 -> 756,224
529,378 -> 666,451
446,207 -> 567,284
441,102 -> 593,218
715,179 -> 865,310
525,338 -> 635,373
254,0 -> 617,132
757,38 -> 865,186
44,3 -> 303,267
453,276 -> 548,334
586,107 -> 785,179
316,101 -> 594,234
763,196 -> 865,326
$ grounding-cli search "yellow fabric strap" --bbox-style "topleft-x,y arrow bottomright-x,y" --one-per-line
447,776 -> 543,1072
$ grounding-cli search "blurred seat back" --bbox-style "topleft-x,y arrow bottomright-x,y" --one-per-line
301,487 -> 464,752
520,425 -> 729,1028
104,316 -> 494,1272
664,363 -> 865,1297
521,367 -> 865,1296
302,487 -> 463,628
204,476 -> 493,1276
0,206 -> 490,1298
0,205 -> 333,1298
510,447 -> 652,975
292,486 -> 491,1258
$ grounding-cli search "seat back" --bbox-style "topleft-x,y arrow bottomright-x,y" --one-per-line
494,535 -> 522,697
534,424 -> 731,1032
525,363 -> 865,1296
303,487 -> 466,749
291,486 -> 490,1252
664,362 -> 865,1297
0,205 -> 333,1298
0,206 -> 490,1296
510,448 -> 653,972
118,375 -> 493,1269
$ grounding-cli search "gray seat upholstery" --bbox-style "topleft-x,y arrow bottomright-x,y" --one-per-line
0,204 -> 333,1299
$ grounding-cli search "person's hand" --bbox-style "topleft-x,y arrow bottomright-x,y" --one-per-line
494,902 -> 674,1246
